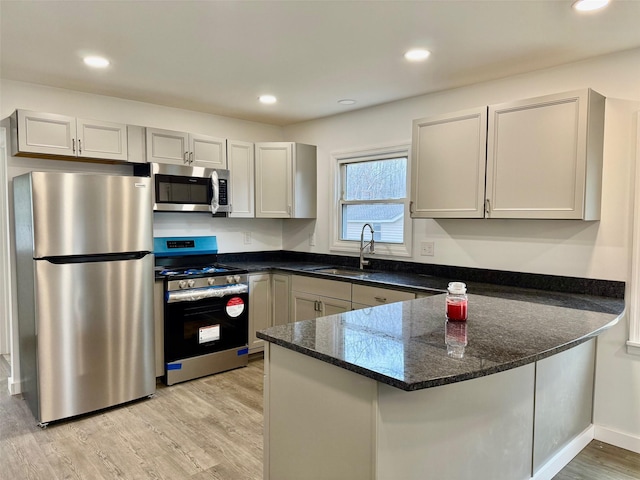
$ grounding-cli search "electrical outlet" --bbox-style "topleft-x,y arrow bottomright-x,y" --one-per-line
309,232 -> 316,246
243,232 -> 252,244
420,241 -> 434,256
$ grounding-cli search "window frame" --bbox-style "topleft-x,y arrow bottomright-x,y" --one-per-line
330,142 -> 412,258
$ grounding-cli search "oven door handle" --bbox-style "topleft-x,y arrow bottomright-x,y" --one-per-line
166,284 -> 248,303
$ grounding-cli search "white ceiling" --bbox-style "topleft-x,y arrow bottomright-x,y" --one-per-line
2,0 -> 640,126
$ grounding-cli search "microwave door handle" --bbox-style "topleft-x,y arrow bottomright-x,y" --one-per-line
210,172 -> 220,213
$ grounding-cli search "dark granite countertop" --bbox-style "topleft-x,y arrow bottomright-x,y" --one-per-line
257,293 -> 622,391
154,252 -> 623,390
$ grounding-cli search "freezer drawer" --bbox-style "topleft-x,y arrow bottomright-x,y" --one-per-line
31,255 -> 155,423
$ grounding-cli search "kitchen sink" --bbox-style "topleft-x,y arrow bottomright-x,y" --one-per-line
312,267 -> 373,279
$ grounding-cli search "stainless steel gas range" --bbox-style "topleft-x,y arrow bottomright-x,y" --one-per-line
154,236 -> 249,385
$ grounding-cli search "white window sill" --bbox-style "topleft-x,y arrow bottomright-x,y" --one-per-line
626,341 -> 640,356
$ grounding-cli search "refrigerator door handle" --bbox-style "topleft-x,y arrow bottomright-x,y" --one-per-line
41,251 -> 152,264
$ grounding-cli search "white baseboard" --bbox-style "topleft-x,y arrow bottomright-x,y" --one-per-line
7,376 -> 21,395
595,425 -> 640,454
532,425 -> 594,480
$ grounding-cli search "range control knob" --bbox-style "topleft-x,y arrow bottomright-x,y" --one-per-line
234,275 -> 241,283
226,275 -> 234,284
207,277 -> 216,286
187,279 -> 195,288
178,280 -> 188,289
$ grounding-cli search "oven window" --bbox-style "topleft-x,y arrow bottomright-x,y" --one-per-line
156,174 -> 211,204
164,293 -> 249,362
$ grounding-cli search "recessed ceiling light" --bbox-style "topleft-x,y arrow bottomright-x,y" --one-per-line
259,95 -> 277,104
338,99 -> 356,105
572,0 -> 610,12
404,49 -> 431,62
83,56 -> 110,68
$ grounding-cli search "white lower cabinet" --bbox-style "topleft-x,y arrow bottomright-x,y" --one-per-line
351,284 -> 415,309
153,279 -> 165,378
249,273 -> 272,354
272,274 -> 291,326
249,273 -> 292,354
291,275 -> 352,322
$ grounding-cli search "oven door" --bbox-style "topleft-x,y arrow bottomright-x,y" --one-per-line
164,289 -> 249,363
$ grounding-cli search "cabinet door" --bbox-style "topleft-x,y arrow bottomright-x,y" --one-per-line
76,118 -> 128,161
292,291 -> 320,322
153,279 -> 165,378
228,140 -> 255,218
291,275 -> 351,302
146,127 -> 189,165
272,274 -> 291,326
352,284 -> 415,307
411,107 -> 487,218
249,274 -> 272,353
486,89 -> 604,219
16,110 -> 76,156
190,133 -> 227,168
320,296 -> 352,317
255,142 -> 292,218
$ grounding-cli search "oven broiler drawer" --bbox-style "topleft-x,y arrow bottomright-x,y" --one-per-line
166,283 -> 248,303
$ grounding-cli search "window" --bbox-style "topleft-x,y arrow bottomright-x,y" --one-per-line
331,143 -> 412,257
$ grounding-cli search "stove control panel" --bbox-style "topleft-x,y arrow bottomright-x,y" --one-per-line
168,274 -> 248,291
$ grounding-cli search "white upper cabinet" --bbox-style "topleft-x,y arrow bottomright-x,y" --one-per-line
255,142 -> 317,218
11,110 -> 128,161
411,107 -> 488,218
228,140 -> 255,218
146,127 -> 226,168
410,89 -> 605,220
486,89 -> 604,220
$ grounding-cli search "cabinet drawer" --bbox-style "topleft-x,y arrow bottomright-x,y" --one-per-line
291,275 -> 351,301
352,284 -> 414,306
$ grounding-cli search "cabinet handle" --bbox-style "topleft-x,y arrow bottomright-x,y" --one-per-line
72,138 -> 76,153
485,198 -> 490,215
189,151 -> 194,164
184,151 -> 189,164
409,201 -> 414,214
78,139 -> 82,154
374,296 -> 387,303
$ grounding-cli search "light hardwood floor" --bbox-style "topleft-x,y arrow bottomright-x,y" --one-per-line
0,356 -> 264,479
1,355 -> 639,479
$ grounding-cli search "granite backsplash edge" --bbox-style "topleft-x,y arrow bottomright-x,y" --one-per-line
218,250 -> 625,299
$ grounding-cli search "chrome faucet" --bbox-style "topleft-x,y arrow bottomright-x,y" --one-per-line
359,223 -> 375,270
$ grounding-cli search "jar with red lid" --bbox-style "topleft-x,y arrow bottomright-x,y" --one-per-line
446,282 -> 468,321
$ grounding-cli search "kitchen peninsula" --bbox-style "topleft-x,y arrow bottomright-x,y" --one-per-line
257,291 -> 622,480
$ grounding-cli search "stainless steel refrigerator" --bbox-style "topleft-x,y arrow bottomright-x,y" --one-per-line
13,171 -> 155,425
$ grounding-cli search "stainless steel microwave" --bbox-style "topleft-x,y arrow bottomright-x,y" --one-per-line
134,163 -> 230,215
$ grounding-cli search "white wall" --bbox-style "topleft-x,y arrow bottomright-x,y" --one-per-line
0,80 -> 285,393
283,48 -> 640,449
